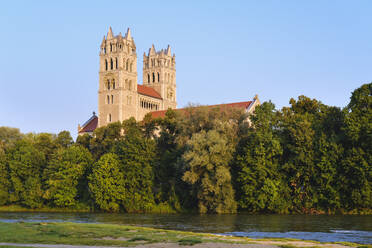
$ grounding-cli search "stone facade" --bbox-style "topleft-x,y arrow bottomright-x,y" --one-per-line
78,27 -> 260,135
98,27 -> 177,128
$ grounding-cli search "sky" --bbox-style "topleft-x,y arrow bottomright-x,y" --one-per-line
0,0 -> 371,138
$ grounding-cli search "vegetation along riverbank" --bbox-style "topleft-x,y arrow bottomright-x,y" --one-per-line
0,83 -> 370,214
0,222 -> 369,248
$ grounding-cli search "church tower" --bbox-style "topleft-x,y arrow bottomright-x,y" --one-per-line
98,27 -> 138,127
143,45 -> 177,110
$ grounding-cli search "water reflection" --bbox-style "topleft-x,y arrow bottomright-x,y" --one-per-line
0,212 -> 371,244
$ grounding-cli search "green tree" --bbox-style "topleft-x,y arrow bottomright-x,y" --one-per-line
90,122 -> 122,160
279,97 -> 318,212
76,133 -> 92,151
339,148 -> 371,209
88,153 -> 124,212
0,153 -> 10,205
182,129 -> 237,214
7,140 -> 45,208
112,118 -> 156,212
0,127 -> 23,153
43,145 -> 93,207
340,83 -> 371,210
343,82 -> 372,153
55,131 -> 74,148
234,102 -> 288,213
33,133 -> 57,161
153,110 -> 182,207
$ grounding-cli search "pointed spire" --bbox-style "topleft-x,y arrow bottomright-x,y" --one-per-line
125,28 -> 132,40
166,45 -> 171,56
149,44 -> 156,55
107,26 -> 114,39
101,35 -> 106,46
118,32 -> 122,38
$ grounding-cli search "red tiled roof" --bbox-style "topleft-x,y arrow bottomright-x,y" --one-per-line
79,115 -> 98,133
137,84 -> 162,99
150,101 -> 253,119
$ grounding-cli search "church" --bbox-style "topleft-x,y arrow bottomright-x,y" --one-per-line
78,27 -> 260,135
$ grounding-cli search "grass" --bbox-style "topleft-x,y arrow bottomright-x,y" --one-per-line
0,205 -> 91,213
0,222 -> 229,246
178,238 -> 203,246
0,246 -> 44,248
0,222 -> 366,247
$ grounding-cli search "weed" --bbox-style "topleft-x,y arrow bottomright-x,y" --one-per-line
178,238 -> 203,246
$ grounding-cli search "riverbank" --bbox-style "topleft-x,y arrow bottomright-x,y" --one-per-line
1,205 -> 371,215
0,222 -> 368,248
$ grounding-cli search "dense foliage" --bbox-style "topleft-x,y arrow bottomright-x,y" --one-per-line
0,83 -> 370,214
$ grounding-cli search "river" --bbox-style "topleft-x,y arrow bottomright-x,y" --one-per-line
0,212 -> 371,244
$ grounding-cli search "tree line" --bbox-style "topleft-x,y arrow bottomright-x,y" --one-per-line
0,83 -> 370,214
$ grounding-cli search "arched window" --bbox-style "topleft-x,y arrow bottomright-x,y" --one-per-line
105,60 -> 108,71
108,114 -> 112,122
111,95 -> 114,104
104,47 -> 106,54
110,44 -> 112,52
107,95 -> 110,104
110,58 -> 113,70
129,80 -> 132,90
158,72 -> 160,82
107,79 -> 110,90
147,74 -> 150,83
115,58 -> 118,69
130,63 -> 133,72
152,73 -> 155,83
112,79 -> 115,89
126,60 -> 129,71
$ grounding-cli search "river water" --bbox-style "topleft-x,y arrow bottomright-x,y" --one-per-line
0,212 -> 371,244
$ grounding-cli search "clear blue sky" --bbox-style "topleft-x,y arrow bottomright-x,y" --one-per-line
1,0 -> 371,138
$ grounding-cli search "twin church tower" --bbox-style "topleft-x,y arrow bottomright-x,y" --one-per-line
98,27 -> 177,127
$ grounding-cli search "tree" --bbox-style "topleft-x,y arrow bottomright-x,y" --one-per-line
88,153 -> 124,212
90,122 -> 122,160
343,82 -> 372,153
33,133 -> 57,161
340,83 -> 372,210
279,97 -> 318,212
43,145 -> 93,207
182,129 -> 237,214
112,118 -> 156,212
153,110 -> 182,206
55,131 -> 74,148
0,153 -> 10,205
339,148 -> 371,209
0,127 -> 23,153
76,133 -> 92,151
234,102 -> 288,213
7,140 -> 45,208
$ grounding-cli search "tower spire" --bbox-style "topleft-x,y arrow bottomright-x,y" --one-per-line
166,45 -> 171,56
125,28 -> 132,40
149,44 -> 156,55
107,26 -> 113,39
101,35 -> 106,46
